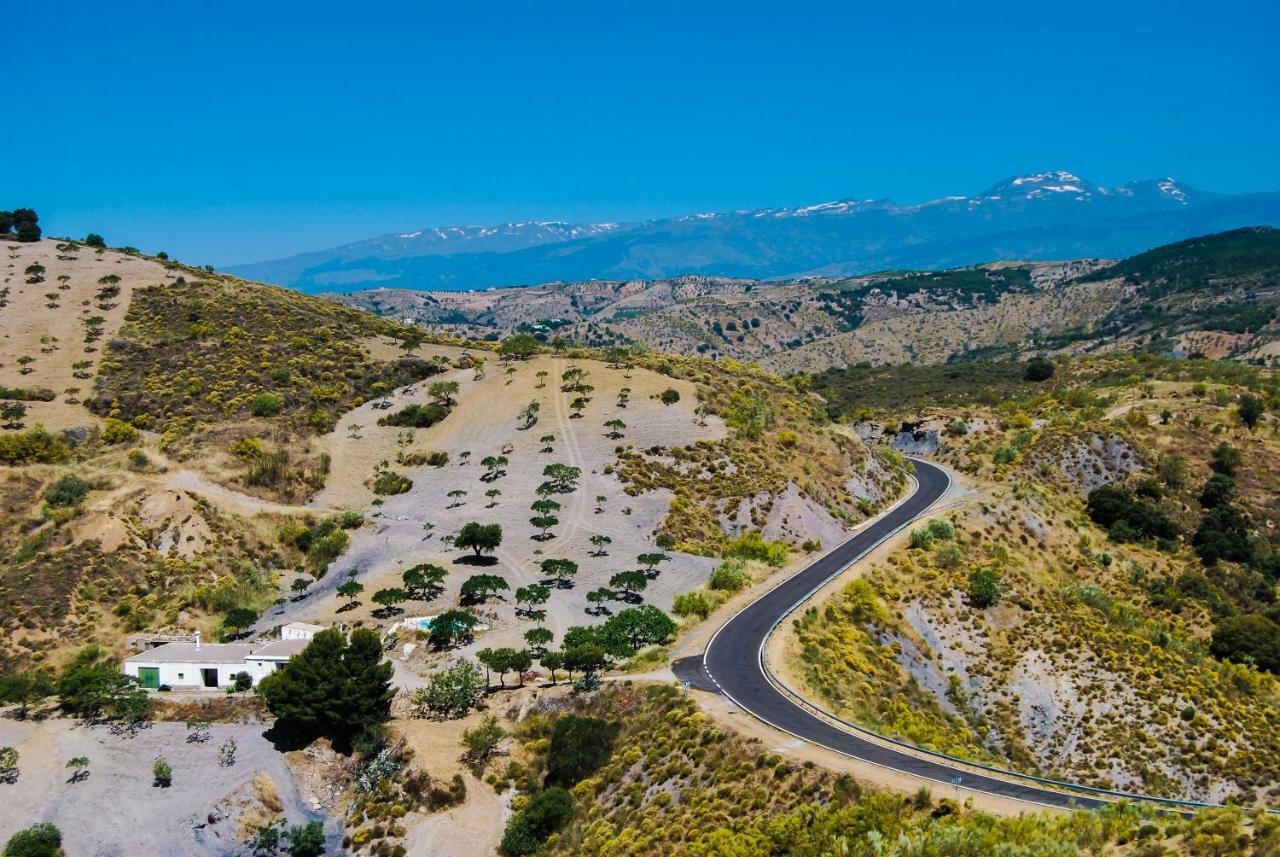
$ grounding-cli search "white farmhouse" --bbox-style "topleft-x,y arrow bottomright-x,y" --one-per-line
122,623 -> 320,690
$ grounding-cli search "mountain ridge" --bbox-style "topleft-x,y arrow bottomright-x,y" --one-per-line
224,171 -> 1280,293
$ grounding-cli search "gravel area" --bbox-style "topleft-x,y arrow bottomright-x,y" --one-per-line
0,716 -> 338,856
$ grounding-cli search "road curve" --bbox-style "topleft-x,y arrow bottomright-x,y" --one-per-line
700,458 -> 1107,811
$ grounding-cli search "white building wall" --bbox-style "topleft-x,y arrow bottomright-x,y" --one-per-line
123,659 -> 250,689
242,658 -> 285,684
280,625 -> 320,641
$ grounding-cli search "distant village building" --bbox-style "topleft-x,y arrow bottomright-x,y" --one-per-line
122,622 -> 320,690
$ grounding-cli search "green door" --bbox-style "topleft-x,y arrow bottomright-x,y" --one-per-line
138,667 -> 160,689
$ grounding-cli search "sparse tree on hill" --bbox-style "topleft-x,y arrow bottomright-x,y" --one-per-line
460,574 -> 509,605
586,588 -> 614,615
530,514 -> 559,540
402,563 -> 447,599
542,463 -> 581,493
429,610 -> 482,650
1239,395 -> 1265,430
460,715 -> 506,770
518,400 -> 540,429
223,607 -> 258,637
498,333 -> 540,360
456,522 -> 502,557
413,659 -> 484,718
610,570 -> 648,600
515,584 -> 551,614
65,755 -> 90,783
524,627 -> 553,653
637,553 -> 669,576
429,380 -> 460,407
371,587 -> 407,615
337,579 -> 364,607
540,651 -> 564,684
12,208 -> 40,242
540,558 -> 578,587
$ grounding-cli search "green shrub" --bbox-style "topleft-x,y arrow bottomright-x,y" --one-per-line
379,403 -> 449,428
909,528 -> 934,550
43,474 -> 90,508
709,559 -> 750,592
0,426 -> 68,465
500,787 -> 573,855
1023,356 -> 1055,381
672,590 -> 718,620
723,531 -> 788,566
3,823 -> 62,857
546,716 -> 619,787
250,393 -> 283,417
100,418 -> 137,444
1086,484 -> 1179,543
372,471 -> 412,495
967,567 -> 1003,608
1210,614 -> 1280,673
925,519 -> 953,540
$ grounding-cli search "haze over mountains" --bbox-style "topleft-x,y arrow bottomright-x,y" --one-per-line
226,170 -> 1280,293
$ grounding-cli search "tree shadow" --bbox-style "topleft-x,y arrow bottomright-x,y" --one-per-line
455,554 -> 499,567
262,721 -> 354,754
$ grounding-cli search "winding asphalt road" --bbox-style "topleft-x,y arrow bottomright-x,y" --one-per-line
696,458 -> 1110,811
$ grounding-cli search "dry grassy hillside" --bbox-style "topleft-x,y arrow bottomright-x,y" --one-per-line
337,228 -> 1280,376
1,237 -> 901,678
491,683 -> 1280,856
783,355 -> 1280,805
256,342 -> 906,677
0,238 -> 446,670
334,261 -> 1118,371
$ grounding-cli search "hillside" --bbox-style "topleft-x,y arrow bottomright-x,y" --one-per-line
0,237 -> 445,670
1,230 -> 918,855
7,227 -> 1280,854
498,684 -> 1280,856
334,226 -> 1280,373
227,171 -> 1280,293
781,353 -> 1280,805
0,235 -> 901,675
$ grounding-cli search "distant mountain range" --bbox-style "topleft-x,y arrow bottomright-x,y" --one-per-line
225,171 -> 1280,293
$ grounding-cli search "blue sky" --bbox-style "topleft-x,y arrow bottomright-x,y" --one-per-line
5,0 -> 1278,266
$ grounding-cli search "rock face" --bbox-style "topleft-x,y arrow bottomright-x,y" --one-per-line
890,422 -> 942,456
1024,430 -> 1145,495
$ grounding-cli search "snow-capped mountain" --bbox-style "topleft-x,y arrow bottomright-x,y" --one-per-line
225,171 -> 1279,292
